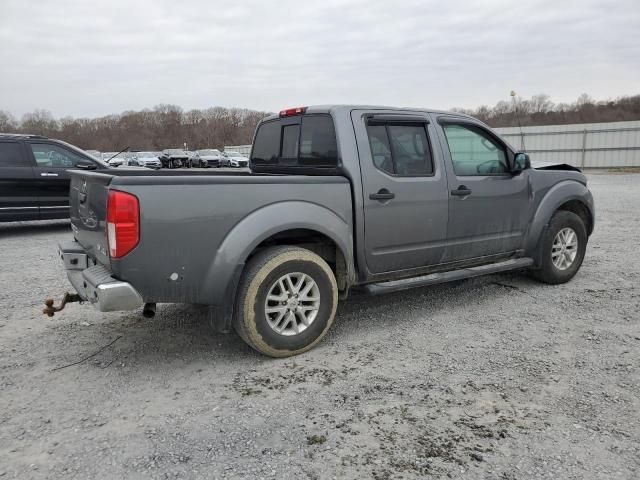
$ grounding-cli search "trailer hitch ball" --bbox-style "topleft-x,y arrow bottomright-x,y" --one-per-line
43,293 -> 82,317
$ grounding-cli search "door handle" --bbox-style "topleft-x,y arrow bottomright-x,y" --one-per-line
451,185 -> 472,196
40,172 -> 59,177
369,189 -> 395,201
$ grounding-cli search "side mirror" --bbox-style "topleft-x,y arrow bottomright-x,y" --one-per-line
76,162 -> 97,170
512,152 -> 531,173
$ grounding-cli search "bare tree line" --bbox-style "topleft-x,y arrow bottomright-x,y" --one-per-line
453,93 -> 640,128
0,105 -> 270,151
1,93 -> 639,150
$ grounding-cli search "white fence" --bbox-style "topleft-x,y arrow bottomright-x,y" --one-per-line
227,120 -> 640,168
494,120 -> 640,168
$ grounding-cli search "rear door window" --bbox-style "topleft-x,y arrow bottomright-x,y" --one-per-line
366,125 -> 393,174
0,142 -> 30,167
251,115 -> 338,169
365,122 -> 434,176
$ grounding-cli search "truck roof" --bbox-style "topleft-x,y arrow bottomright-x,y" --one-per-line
0,133 -> 49,140
262,105 -> 476,122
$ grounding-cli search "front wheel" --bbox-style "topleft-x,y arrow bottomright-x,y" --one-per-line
532,210 -> 587,284
233,246 -> 338,357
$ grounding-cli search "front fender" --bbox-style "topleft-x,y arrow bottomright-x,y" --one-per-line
201,200 -> 354,308
525,180 -> 594,260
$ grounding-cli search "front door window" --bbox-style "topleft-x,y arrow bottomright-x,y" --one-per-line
443,124 -> 509,176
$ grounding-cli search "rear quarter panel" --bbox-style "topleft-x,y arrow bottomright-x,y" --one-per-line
108,175 -> 353,305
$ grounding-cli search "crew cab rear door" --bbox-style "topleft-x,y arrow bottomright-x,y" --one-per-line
351,110 -> 449,274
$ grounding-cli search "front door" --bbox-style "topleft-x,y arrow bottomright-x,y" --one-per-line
26,142 -> 94,219
435,118 -> 530,262
352,110 -> 450,274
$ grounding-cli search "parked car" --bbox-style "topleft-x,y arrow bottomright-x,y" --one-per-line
183,150 -> 198,168
194,149 -> 224,168
54,105 -> 594,358
0,133 -> 107,221
101,152 -> 125,167
123,152 -> 138,167
159,149 -> 188,169
222,151 -> 249,168
131,151 -> 162,169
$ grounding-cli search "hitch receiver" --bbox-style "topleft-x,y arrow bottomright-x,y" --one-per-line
43,292 -> 82,317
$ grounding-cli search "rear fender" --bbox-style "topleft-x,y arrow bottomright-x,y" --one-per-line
202,201 -> 353,326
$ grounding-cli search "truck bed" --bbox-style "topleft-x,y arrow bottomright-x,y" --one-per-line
68,169 -> 353,305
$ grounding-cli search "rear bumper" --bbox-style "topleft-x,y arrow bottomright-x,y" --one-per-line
59,241 -> 143,312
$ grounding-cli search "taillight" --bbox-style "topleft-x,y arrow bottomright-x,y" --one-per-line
279,106 -> 307,117
106,190 -> 139,258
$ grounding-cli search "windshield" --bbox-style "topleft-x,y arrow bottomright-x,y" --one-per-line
198,149 -> 220,155
137,152 -> 155,158
166,149 -> 185,155
226,151 -> 243,157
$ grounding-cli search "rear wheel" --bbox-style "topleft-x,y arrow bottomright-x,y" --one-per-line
532,210 -> 587,284
234,246 -> 338,357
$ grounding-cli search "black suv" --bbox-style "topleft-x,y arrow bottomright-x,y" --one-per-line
0,134 -> 107,222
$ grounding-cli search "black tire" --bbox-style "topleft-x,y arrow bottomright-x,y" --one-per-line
532,210 -> 587,284
233,246 -> 338,357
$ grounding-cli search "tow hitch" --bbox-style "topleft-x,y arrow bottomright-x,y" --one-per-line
43,293 -> 83,317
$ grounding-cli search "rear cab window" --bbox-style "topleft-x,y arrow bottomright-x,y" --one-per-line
251,114 -> 339,173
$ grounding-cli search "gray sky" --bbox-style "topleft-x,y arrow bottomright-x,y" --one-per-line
1,0 -> 639,118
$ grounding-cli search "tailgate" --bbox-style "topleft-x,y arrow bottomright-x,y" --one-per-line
69,170 -> 114,267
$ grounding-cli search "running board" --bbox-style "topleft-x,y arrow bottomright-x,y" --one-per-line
362,258 -> 534,295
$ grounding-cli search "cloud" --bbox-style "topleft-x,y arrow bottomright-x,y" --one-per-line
1,0 -> 638,117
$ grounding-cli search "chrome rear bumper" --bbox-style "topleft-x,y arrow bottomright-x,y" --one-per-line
59,241 -> 143,312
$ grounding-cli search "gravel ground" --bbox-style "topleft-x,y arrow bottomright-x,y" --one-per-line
1,173 -> 638,480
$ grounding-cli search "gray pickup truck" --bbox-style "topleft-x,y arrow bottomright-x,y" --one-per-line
53,105 -> 594,357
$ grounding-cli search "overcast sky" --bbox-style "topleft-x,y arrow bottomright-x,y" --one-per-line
1,0 -> 639,118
